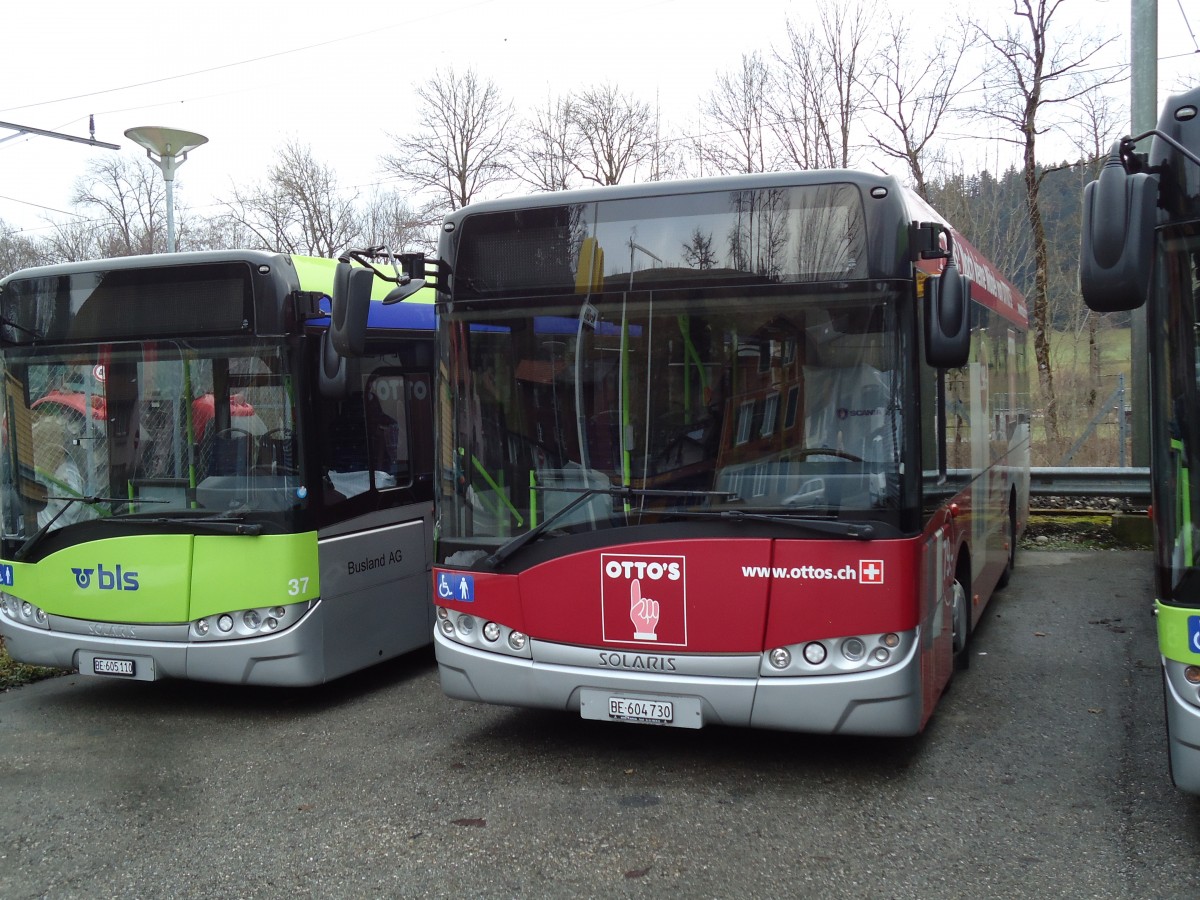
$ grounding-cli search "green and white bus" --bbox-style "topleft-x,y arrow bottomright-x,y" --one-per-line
1080,85 -> 1200,791
0,249 -> 436,685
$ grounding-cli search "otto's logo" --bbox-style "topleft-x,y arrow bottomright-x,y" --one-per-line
601,554 -> 686,647
837,406 -> 884,420
71,564 -> 139,592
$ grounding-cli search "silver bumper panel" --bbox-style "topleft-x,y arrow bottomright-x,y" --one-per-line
434,629 -> 923,736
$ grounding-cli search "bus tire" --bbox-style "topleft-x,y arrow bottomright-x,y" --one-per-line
996,494 -> 1017,590
951,571 -> 971,672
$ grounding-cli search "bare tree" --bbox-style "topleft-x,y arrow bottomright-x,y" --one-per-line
1062,89 -> 1126,414
70,155 -> 166,255
700,52 -> 771,175
861,17 -> 976,198
513,94 -> 579,193
771,0 -> 877,170
567,83 -> 656,186
975,0 -> 1122,446
184,215 -> 260,252
768,19 -> 832,170
357,188 -> 431,255
224,140 -> 359,256
381,67 -> 517,216
0,221 -> 48,273
40,216 -> 108,263
644,98 -> 686,183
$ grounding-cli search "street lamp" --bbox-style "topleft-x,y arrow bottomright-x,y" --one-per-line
123,126 -> 208,253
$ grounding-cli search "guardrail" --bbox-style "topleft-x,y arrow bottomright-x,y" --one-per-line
1029,467 -> 1150,501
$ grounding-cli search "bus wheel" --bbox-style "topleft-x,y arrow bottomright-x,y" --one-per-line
951,575 -> 971,672
996,497 -> 1017,589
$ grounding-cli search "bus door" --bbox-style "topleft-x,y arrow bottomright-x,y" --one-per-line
316,358 -> 435,675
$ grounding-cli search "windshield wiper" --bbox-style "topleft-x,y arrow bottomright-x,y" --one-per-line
12,494 -> 139,560
0,315 -> 42,340
484,485 -> 733,569
662,508 -> 875,540
101,512 -> 264,536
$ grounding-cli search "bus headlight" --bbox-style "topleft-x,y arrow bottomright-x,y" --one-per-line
802,642 -> 827,665
1,594 -> 50,630
841,638 -> 866,661
761,629 -> 917,676
434,606 -> 531,658
192,602 -> 309,641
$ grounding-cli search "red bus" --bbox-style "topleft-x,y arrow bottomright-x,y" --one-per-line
426,171 -> 1029,734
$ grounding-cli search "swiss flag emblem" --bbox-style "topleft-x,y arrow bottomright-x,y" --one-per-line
859,559 -> 885,584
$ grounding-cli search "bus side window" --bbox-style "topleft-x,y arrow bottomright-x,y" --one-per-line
322,367 -> 411,504
365,374 -> 408,483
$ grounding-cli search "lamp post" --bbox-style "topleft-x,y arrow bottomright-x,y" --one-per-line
123,126 -> 208,253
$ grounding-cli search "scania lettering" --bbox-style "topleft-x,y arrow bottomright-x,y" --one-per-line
0,249 -> 436,685
427,170 -> 1030,736
1079,85 -> 1200,791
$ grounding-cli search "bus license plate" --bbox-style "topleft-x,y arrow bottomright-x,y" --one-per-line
580,689 -> 702,728
93,657 -> 135,677
609,697 -> 673,724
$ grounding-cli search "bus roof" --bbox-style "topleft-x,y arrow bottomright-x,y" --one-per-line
0,249 -> 292,287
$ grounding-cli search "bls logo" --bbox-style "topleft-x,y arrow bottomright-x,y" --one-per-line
600,553 -> 687,647
71,564 -> 140,592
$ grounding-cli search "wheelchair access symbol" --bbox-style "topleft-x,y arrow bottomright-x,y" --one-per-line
1189,616 -> 1200,655
437,571 -> 474,603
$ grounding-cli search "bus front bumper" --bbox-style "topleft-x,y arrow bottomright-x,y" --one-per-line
1163,659 -> 1200,794
434,629 -> 924,736
0,601 -> 329,686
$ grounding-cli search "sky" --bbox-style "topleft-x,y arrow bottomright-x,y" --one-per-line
1,0 -> 1197,239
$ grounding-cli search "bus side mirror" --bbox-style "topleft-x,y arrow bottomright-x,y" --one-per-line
381,254 -> 432,304
1079,151 -> 1157,312
320,262 -> 373,400
330,263 -> 373,357
924,263 -> 971,369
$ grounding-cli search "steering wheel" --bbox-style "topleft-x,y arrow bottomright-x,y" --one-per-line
263,427 -> 294,443
257,427 -> 297,475
212,426 -> 254,441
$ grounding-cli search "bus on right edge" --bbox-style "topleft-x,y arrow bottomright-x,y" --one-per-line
1080,85 -> 1200,792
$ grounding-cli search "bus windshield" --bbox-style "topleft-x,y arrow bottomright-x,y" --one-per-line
1152,223 -> 1200,604
1,338 -> 300,547
439,284 -> 910,550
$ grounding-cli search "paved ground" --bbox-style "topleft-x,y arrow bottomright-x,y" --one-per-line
1,548 -> 1197,899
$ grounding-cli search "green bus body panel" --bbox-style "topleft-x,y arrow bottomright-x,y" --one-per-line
190,532 -> 319,620
1,532 -> 319,624
290,255 -> 437,305
1157,601 -> 1200,664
